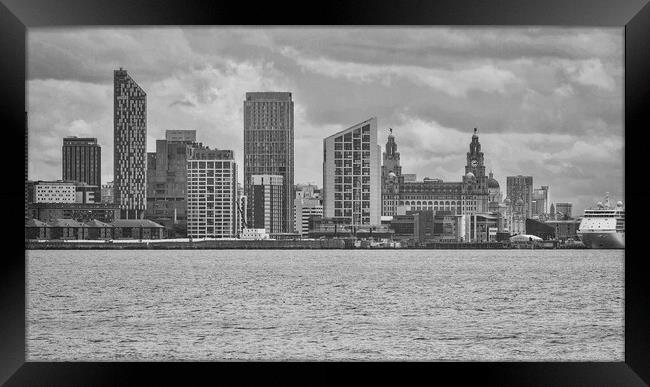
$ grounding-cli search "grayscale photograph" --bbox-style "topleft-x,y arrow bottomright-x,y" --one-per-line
25,27 -> 624,361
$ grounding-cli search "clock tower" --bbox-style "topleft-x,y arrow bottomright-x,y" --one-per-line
461,128 -> 489,214
465,128 -> 486,179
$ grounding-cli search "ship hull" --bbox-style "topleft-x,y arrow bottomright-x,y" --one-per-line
577,231 -> 624,249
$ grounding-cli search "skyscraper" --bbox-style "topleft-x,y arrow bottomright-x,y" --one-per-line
186,147 -> 238,238
323,117 -> 381,226
113,68 -> 147,219
62,136 -> 101,200
243,92 -> 294,233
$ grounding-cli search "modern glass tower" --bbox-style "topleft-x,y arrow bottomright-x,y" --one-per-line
113,68 -> 147,219
243,92 -> 294,233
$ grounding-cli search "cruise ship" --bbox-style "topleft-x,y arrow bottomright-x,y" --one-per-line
577,193 -> 625,249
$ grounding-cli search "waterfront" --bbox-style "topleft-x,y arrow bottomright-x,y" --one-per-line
27,249 -> 623,361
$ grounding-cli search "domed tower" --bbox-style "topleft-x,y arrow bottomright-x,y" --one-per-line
487,171 -> 502,203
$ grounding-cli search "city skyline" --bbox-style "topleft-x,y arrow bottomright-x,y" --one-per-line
27,27 -> 624,214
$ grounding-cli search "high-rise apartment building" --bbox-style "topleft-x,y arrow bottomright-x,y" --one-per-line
243,92 -> 294,233
506,175 -> 534,219
62,137 -> 101,200
323,117 -> 381,226
146,130 -> 198,236
113,68 -> 147,219
186,148 -> 237,238
249,174 -> 284,234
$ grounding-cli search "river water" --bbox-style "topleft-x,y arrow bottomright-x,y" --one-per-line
26,249 -> 624,361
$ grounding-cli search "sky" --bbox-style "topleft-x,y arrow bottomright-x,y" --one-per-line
27,27 -> 624,214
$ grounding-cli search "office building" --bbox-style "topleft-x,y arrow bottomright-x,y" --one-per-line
113,68 -> 147,219
146,130 -> 198,237
243,92 -> 294,233
249,174 -> 284,234
294,184 -> 323,236
506,175 -> 534,219
186,147 -> 237,238
62,137 -> 101,200
323,117 -> 382,226
531,185 -> 549,218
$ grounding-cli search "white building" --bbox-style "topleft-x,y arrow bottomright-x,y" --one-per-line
294,196 -> 323,236
241,228 -> 270,240
34,181 -> 76,203
186,149 -> 238,238
32,180 -> 98,204
323,117 -> 381,226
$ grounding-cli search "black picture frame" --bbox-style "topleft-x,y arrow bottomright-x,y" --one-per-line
2,0 -> 649,385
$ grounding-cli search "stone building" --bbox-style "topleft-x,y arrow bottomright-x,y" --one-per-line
380,128 -> 492,218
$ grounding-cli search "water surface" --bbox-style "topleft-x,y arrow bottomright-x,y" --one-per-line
27,249 -> 624,361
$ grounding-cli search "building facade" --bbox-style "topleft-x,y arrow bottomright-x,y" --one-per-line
294,183 -> 323,236
323,117 -> 382,226
28,180 -> 99,204
28,202 -> 120,223
381,128 -> 402,216
249,174 -> 284,234
101,181 -> 114,204
165,129 -> 196,142
243,92 -> 294,233
380,128 -> 491,219
146,130 -> 198,236
506,175 -> 534,219
554,202 -> 573,219
531,185 -> 549,218
62,137 -> 101,200
186,148 -> 238,238
113,68 -> 147,219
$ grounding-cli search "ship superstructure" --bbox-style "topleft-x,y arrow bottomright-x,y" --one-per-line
577,193 -> 625,249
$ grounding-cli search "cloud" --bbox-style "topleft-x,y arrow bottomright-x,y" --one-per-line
26,27 -> 624,214
280,47 -> 520,97
169,100 -> 196,108
564,59 -> 616,91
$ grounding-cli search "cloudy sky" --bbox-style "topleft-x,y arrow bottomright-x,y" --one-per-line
27,27 -> 624,214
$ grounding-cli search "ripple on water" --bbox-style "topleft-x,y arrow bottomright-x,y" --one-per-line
26,249 -> 624,361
